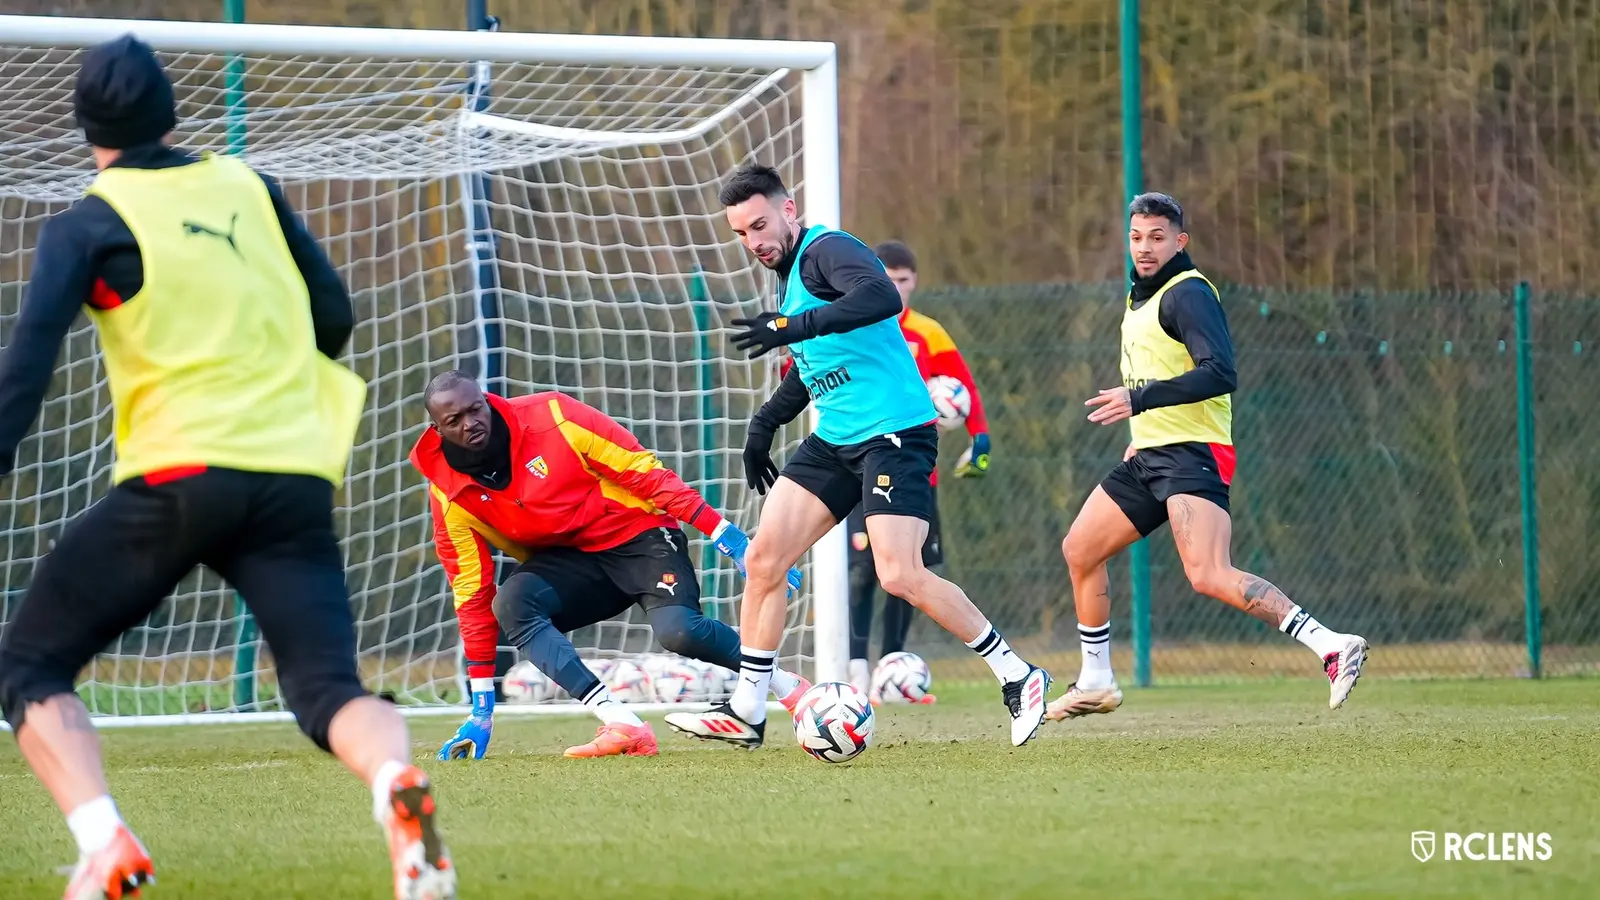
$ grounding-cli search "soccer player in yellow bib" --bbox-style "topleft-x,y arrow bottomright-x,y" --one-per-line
0,36 -> 454,900
1046,193 -> 1369,721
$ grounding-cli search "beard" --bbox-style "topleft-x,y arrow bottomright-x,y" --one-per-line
758,229 -> 796,269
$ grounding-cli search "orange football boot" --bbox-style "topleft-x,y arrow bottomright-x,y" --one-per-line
778,677 -> 814,715
564,722 -> 659,758
384,766 -> 456,900
63,826 -> 153,900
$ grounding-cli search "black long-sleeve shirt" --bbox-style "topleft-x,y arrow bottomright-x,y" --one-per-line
0,144 -> 353,475
752,227 -> 902,430
1126,251 -> 1237,415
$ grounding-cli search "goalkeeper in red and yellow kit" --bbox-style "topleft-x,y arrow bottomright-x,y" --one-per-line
410,373 -> 807,760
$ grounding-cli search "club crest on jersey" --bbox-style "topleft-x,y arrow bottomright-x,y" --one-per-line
657,573 -> 677,595
526,456 -> 549,478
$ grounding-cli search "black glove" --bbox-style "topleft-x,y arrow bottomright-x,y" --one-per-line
731,312 -> 811,358
743,419 -> 780,494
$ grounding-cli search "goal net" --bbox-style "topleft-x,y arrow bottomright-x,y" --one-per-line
0,16 -> 846,723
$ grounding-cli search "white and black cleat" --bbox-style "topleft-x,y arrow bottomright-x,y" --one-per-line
1324,634 -> 1369,709
1002,665 -> 1052,747
664,702 -> 765,749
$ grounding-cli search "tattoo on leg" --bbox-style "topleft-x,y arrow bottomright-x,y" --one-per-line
1170,497 -> 1196,550
1238,574 -> 1297,627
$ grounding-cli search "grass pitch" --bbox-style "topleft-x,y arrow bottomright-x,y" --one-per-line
1,679 -> 1596,899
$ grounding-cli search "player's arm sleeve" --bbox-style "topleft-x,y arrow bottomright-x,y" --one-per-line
920,321 -> 990,435
752,366 -> 811,431
259,171 -> 354,360
0,213 -> 96,476
1129,281 -> 1238,414
792,235 -> 902,337
551,394 -> 727,536
430,488 -> 500,680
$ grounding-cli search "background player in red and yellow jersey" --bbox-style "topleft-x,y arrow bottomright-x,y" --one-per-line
410,372 -> 806,760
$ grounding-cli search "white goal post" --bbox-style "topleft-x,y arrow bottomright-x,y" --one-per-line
0,15 -> 849,725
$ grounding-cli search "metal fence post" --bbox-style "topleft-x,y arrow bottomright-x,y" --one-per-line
1514,281 -> 1542,678
1120,0 -> 1153,689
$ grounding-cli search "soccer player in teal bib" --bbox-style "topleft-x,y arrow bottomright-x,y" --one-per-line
664,164 -> 1052,749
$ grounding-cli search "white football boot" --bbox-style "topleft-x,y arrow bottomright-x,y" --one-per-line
1324,634 -> 1369,709
1002,665 -> 1052,746
664,703 -> 765,749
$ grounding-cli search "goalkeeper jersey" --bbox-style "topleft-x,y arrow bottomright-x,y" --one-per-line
409,391 -> 725,678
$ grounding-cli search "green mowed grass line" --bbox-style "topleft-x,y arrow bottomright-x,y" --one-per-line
2,680 -> 1596,898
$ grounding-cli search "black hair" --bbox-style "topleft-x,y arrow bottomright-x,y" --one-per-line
1128,192 -> 1184,230
423,370 -> 480,410
718,163 -> 790,207
873,240 -> 917,273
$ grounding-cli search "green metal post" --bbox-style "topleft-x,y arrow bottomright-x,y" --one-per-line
1513,281 -> 1542,678
1120,0 -> 1152,688
224,0 -> 259,711
690,268 -> 723,604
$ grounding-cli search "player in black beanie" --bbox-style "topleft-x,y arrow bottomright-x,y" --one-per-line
73,33 -> 177,150
0,31 -> 459,900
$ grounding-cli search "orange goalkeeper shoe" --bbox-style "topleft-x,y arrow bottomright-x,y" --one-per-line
63,826 -> 153,900
778,676 -> 813,716
384,766 -> 456,900
564,722 -> 659,758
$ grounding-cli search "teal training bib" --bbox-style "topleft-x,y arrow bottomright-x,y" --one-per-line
780,226 -> 936,445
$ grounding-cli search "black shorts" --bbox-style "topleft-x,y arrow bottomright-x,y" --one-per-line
847,487 -> 943,568
0,468 -> 366,743
782,423 -> 939,523
506,526 -> 701,631
1102,441 -> 1234,537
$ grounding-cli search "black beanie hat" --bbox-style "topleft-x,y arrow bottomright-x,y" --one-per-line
73,34 -> 177,150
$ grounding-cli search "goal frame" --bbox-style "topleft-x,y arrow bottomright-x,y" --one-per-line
0,14 -> 850,724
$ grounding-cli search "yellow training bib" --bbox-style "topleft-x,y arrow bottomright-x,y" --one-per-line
85,154 -> 365,485
1120,269 -> 1233,449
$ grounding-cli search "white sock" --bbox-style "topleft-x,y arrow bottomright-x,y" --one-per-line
848,658 -> 870,692
965,623 -> 1030,684
1077,622 -> 1115,689
580,682 -> 643,727
1280,605 -> 1345,658
769,667 -> 801,698
370,759 -> 408,826
730,645 -> 774,725
66,795 -> 122,856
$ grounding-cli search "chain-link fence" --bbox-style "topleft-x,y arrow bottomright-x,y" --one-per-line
897,283 -> 1600,682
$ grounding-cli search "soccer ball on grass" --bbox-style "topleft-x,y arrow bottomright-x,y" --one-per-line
792,682 -> 875,763
605,659 -> 654,702
645,656 -> 714,703
869,651 -> 932,704
502,660 -> 556,704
